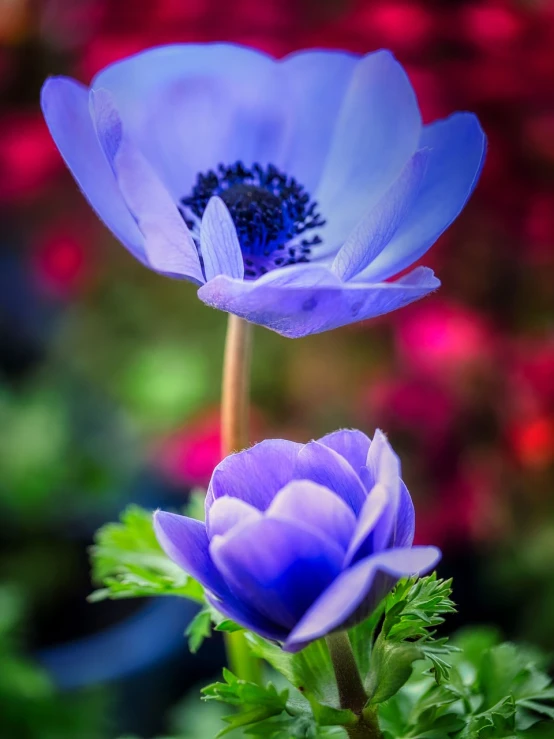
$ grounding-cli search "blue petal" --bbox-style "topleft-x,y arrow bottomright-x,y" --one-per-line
318,429 -> 371,478
394,481 -> 415,548
344,484 -> 389,565
92,44 -> 288,201
205,591 -> 289,642
315,50 -> 422,255
267,480 -> 357,551
356,112 -> 486,282
279,50 -> 358,193
91,89 -> 204,283
40,77 -> 145,263
205,439 -> 303,513
206,497 -> 262,540
293,441 -> 367,515
200,196 -> 244,281
332,151 -> 429,281
198,264 -> 440,338
210,517 -> 344,630
153,511 -> 228,598
365,430 -> 402,552
285,546 -> 441,649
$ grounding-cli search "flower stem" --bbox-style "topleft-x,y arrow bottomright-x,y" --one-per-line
220,314 -> 261,684
326,632 -> 382,739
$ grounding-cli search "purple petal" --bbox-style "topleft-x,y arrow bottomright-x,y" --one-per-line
344,483 -> 389,565
92,44 -> 288,201
355,112 -> 486,282
267,480 -> 357,551
332,151 -> 429,281
394,482 -> 415,548
207,497 -> 262,540
315,50 -> 422,255
200,196 -> 244,281
205,592 -> 289,643
210,517 -> 344,630
294,441 -> 367,514
365,430 -> 402,552
205,439 -> 303,513
153,511 -> 227,598
198,264 -> 439,338
318,429 -> 371,478
279,50 -> 358,193
285,546 -> 441,649
40,77 -> 146,263
91,89 -> 204,283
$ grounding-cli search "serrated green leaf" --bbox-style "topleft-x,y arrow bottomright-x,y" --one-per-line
89,505 -> 204,603
214,619 -> 244,634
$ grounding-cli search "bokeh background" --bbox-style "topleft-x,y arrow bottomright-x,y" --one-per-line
1,0 -> 553,736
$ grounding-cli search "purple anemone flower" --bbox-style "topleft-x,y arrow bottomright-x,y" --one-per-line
41,44 -> 485,338
154,429 -> 440,651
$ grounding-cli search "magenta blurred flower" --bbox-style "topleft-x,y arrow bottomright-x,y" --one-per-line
154,429 -> 439,650
41,43 -> 485,337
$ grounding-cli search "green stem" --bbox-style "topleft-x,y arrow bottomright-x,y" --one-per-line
326,632 -> 382,739
220,314 -> 261,684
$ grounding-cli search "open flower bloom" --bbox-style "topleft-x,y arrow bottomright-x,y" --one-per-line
41,44 -> 485,338
154,429 -> 440,651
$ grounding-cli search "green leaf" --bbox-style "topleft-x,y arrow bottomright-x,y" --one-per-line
366,575 -> 458,705
201,669 -> 288,737
89,505 -> 204,603
246,633 -> 339,708
185,608 -> 212,653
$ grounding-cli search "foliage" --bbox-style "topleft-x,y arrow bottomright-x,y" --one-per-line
89,504 -> 204,603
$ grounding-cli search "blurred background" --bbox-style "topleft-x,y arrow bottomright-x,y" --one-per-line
0,0 -> 553,736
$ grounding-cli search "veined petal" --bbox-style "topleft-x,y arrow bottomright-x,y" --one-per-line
267,480 -> 357,551
153,511 -> 228,598
91,89 -> 204,283
318,429 -> 371,478
332,150 -> 429,281
205,591 -> 289,643
344,484 -> 389,565
395,481 -> 415,548
285,546 -> 441,649
40,77 -> 146,263
92,44 -> 289,200
366,430 -> 402,552
200,196 -> 244,281
355,112 -> 486,282
279,50 -> 358,193
198,265 -> 440,338
315,50 -> 422,256
207,497 -> 262,540
211,518 -> 344,630
294,441 -> 367,514
205,439 -> 303,513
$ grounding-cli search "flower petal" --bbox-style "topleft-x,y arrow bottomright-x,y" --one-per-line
153,511 -> 227,598
91,89 -> 204,283
207,497 -> 262,540
205,439 -> 303,513
198,264 -> 439,338
365,430 -> 402,552
211,517 -> 344,630
394,481 -> 415,548
279,50 -> 358,193
332,151 -> 429,281
294,441 -> 367,514
267,480 -> 357,551
318,429 -> 371,478
205,591 -> 289,643
355,112 -> 486,282
40,77 -> 146,263
285,546 -> 441,649
343,483 -> 389,566
92,44 -> 288,200
200,196 -> 244,281
315,51 -> 422,255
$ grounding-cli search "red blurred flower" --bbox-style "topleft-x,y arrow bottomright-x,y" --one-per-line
31,226 -> 91,298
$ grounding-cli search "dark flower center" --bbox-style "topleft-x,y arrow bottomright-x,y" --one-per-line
180,162 -> 325,279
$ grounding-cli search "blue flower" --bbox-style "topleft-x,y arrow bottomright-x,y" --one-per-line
41,44 -> 485,338
154,429 -> 440,651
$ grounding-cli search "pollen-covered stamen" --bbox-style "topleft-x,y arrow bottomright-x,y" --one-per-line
180,161 -> 325,279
